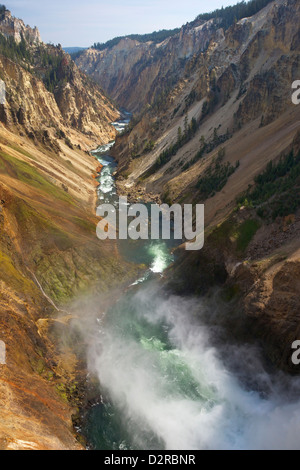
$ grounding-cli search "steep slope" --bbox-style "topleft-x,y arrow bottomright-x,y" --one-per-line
0,8 -> 138,449
84,0 -> 300,371
0,7 -> 119,148
76,20 -> 220,114
0,6 -> 41,44
112,0 -> 300,205
0,124 -> 139,449
75,0 -> 274,114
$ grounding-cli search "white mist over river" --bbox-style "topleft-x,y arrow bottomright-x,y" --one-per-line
83,278 -> 300,450
79,115 -> 300,450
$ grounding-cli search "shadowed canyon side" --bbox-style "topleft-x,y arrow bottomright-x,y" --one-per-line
0,7 -> 139,450
77,0 -> 300,371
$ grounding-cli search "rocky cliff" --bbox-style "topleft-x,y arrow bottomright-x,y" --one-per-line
0,8 -> 119,148
0,7 -> 41,44
76,19 -> 220,113
0,0 -> 300,450
110,0 -> 299,197
0,54 -> 118,150
79,0 -> 300,372
0,8 -> 137,450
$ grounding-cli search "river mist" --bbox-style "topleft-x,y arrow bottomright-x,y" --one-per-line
69,279 -> 300,450
67,114 -> 300,451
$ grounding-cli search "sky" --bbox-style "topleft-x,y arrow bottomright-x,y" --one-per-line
5,0 -> 238,47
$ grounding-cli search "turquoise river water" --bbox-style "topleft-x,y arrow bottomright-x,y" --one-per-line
80,114 -> 300,450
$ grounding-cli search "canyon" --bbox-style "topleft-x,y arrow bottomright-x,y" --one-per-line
0,7 -> 139,450
76,0 -> 300,373
0,0 -> 299,450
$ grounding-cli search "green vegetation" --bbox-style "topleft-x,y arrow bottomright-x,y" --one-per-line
141,115 -> 198,177
237,150 -> 300,219
56,382 -> 79,404
0,4 -> 6,19
0,30 -> 73,94
0,248 -> 36,294
92,28 -> 181,52
182,139 -> 207,171
196,150 -> 239,199
41,52 -> 64,92
0,150 -> 74,204
69,49 -> 85,60
30,356 -> 46,375
140,72 -> 231,176
36,45 -> 73,93
12,198 -> 74,252
140,110 -> 232,179
56,383 -> 69,403
0,32 -> 32,65
88,0 -> 272,57
182,129 -> 232,171
222,284 -> 241,302
209,215 -> 260,257
143,140 -> 155,153
9,198 -> 97,303
7,143 -> 35,160
234,219 -> 260,252
192,0 -> 273,31
151,69 -> 187,114
71,216 -> 95,234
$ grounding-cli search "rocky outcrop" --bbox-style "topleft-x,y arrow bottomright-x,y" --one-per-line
76,0 -> 298,121
0,9 -> 119,149
238,256 -> 300,371
0,53 -> 118,149
52,57 -> 118,142
0,118 -> 140,448
76,20 -> 220,113
0,8 -> 135,450
90,0 -> 300,374
0,8 -> 41,44
0,54 -> 62,129
167,203 -> 300,373
109,0 -> 299,207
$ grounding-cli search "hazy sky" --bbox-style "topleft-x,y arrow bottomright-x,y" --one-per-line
5,0 -> 237,47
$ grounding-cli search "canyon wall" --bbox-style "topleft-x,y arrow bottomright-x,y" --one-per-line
77,0 -> 300,371
0,8 -> 138,449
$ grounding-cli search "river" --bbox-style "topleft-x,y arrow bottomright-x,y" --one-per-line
80,114 -> 300,450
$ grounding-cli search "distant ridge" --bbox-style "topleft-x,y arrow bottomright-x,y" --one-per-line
63,46 -> 86,54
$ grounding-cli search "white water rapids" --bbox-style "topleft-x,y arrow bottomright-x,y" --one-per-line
76,114 -> 300,450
